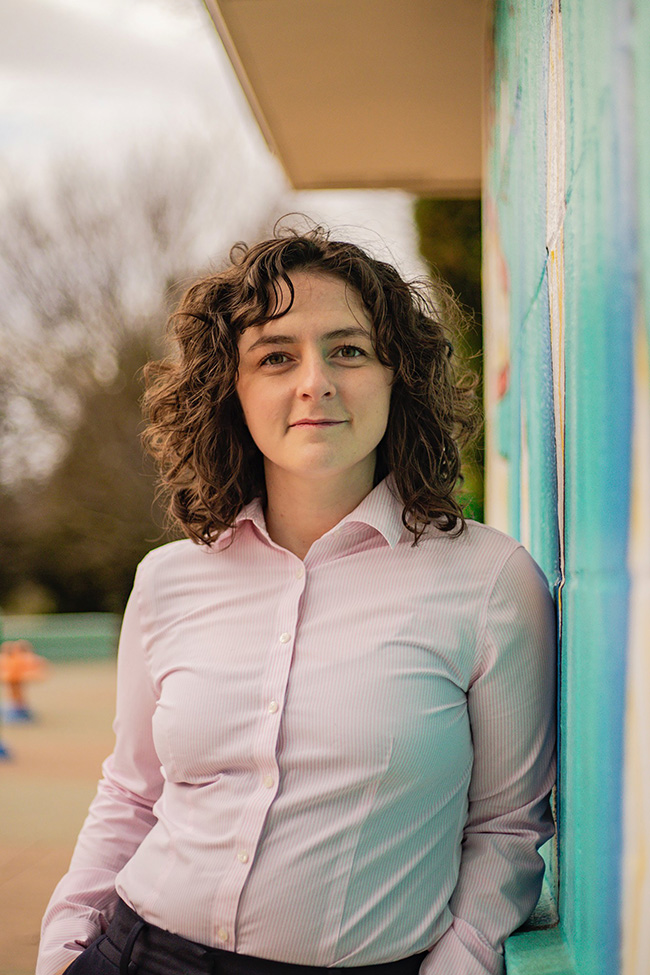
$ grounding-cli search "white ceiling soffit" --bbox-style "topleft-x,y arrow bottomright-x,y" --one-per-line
203,0 -> 488,196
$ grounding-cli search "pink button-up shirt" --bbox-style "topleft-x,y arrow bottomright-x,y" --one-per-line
37,478 -> 556,975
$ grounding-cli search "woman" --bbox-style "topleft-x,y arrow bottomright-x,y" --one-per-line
37,228 -> 556,975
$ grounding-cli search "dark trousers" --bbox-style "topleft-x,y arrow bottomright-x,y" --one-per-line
64,899 -> 428,975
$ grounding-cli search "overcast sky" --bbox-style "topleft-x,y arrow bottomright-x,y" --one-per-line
0,0 -> 425,276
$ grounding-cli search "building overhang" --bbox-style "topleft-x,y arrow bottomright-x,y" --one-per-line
203,0 -> 488,197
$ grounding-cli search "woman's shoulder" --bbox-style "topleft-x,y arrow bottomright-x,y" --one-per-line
417,517 -> 523,562
132,535 -> 238,620
458,522 -> 553,605
460,518 -> 521,546
138,537 -> 199,570
411,517 -> 550,596
135,534 -> 233,582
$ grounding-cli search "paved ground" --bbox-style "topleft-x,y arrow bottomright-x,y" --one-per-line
1,659 -> 117,975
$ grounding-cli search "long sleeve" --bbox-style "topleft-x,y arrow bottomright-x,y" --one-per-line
36,567 -> 163,975
422,545 -> 557,975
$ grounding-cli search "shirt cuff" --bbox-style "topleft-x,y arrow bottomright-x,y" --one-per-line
36,914 -> 102,975
421,917 -> 505,975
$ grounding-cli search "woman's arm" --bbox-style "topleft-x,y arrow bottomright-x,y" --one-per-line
36,564 -> 163,975
423,545 -> 557,975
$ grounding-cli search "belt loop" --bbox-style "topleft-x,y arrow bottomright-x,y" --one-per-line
119,919 -> 146,975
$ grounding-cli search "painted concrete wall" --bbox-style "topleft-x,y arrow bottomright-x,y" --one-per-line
483,1 -> 650,973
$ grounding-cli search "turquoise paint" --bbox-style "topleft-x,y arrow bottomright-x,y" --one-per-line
489,0 -> 552,544
636,0 -> 650,342
488,0 -> 563,918
518,275 -> 562,897
560,0 -> 634,969
0,613 -> 120,661
487,1 -> 637,973
520,276 -> 561,591
506,926 -> 575,975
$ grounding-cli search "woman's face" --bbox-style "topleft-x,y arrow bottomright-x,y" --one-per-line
236,271 -> 393,497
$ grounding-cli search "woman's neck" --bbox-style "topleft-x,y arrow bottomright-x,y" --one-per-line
263,467 -> 375,559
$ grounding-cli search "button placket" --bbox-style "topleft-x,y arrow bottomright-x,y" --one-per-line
228,564 -> 301,922
209,554 -> 306,949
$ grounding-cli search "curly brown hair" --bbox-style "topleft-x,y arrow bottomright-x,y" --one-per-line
142,226 -> 480,545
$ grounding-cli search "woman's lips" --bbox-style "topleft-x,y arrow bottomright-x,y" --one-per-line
290,420 -> 345,426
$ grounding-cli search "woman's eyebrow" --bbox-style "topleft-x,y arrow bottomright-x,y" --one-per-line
244,326 -> 371,353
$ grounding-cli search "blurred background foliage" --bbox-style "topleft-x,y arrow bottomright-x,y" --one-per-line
414,199 -> 484,522
6,333 -> 170,614
0,138 -> 277,614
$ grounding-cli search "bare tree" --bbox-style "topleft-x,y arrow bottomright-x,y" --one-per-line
0,131 -> 284,480
0,133 -> 284,611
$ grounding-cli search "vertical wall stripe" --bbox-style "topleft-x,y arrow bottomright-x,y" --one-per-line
562,0 -> 634,963
622,0 -> 650,961
622,324 -> 650,974
545,0 -> 566,576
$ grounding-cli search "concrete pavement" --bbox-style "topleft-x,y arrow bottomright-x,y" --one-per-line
1,660 -> 117,975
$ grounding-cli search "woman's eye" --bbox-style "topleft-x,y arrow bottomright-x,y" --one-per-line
336,345 -> 366,359
259,346 -> 366,366
260,352 -> 289,366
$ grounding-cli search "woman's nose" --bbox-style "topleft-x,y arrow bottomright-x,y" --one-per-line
297,357 -> 335,399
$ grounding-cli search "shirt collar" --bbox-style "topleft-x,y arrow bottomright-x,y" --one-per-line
234,476 -> 405,550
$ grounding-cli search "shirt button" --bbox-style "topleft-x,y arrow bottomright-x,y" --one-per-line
217,929 -> 228,942
263,774 -> 274,788
295,565 -> 305,579
279,632 -> 291,643
237,850 -> 249,863
267,700 -> 279,714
